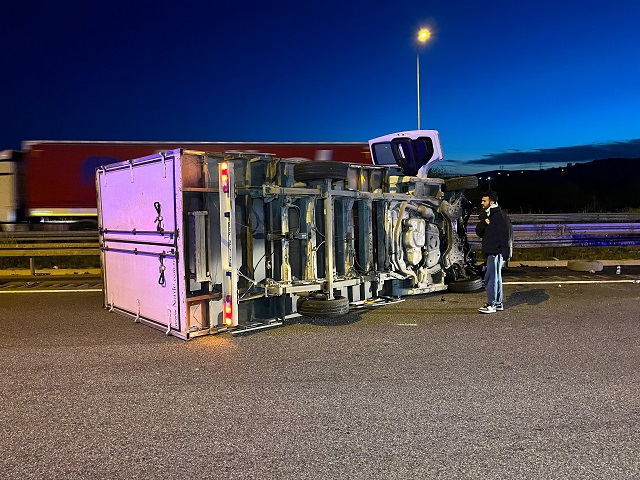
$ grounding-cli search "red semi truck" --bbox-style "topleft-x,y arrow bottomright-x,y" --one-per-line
0,140 -> 371,230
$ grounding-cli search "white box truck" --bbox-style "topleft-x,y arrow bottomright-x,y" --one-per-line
96,130 -> 479,339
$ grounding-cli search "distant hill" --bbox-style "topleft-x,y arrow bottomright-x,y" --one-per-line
459,157 -> 640,213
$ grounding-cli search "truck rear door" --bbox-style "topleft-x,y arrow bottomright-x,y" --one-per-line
97,150 -> 186,336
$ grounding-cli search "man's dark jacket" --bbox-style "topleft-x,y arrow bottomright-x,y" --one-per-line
475,205 -> 511,259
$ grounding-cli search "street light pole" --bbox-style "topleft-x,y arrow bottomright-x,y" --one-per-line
416,28 -> 431,130
416,52 -> 421,129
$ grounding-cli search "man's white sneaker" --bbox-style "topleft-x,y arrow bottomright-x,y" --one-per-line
495,302 -> 504,311
478,304 -> 497,314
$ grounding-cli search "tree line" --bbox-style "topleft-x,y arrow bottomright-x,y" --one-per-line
461,157 -> 640,213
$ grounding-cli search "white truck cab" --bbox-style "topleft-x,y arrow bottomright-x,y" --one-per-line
368,130 -> 444,178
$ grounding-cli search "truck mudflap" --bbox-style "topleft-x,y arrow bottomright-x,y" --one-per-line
97,133 -> 477,340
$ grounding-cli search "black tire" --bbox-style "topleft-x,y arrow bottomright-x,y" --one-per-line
448,275 -> 483,293
297,295 -> 350,317
445,176 -> 479,191
293,161 -> 349,181
567,260 -> 603,272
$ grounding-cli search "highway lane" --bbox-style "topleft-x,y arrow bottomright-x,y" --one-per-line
1,267 -> 639,479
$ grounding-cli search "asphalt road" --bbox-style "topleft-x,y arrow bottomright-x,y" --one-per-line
1,267 -> 639,479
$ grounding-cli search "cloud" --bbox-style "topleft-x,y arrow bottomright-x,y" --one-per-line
466,138 -> 640,169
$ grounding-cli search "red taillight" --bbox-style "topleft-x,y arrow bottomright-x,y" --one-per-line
220,162 -> 229,193
223,294 -> 233,326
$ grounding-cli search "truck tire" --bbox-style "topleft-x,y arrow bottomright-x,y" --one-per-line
445,176 -> 479,191
567,260 -> 604,272
448,275 -> 483,293
297,296 -> 350,317
293,161 -> 349,181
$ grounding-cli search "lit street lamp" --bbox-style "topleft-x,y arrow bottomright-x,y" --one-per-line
416,28 -> 431,129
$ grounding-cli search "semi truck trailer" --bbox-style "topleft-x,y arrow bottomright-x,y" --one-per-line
0,140 -> 370,231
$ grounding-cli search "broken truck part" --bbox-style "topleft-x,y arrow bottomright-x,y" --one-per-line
96,130 -> 478,339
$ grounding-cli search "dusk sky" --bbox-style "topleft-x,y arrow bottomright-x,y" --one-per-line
3,0 -> 640,174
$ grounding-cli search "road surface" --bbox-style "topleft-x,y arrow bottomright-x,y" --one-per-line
1,266 -> 639,479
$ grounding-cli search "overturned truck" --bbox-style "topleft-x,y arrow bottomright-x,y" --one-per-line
96,130 -> 479,339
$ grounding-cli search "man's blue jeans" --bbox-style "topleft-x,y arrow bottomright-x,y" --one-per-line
485,254 -> 504,306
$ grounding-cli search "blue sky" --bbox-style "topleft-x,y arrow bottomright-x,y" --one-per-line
2,0 -> 640,174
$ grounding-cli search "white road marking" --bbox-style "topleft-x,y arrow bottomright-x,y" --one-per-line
504,279 -> 639,285
0,279 -> 638,295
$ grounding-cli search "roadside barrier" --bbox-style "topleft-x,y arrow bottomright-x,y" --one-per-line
0,231 -> 99,275
2,213 -> 640,275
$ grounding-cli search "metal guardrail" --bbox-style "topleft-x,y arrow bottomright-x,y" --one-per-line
0,231 -> 100,275
1,213 -> 640,275
467,213 -> 640,249
506,213 -> 640,223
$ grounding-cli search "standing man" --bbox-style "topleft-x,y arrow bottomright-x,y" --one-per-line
475,191 -> 510,314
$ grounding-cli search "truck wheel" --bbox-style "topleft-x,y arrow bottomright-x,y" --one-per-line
293,161 -> 349,181
297,296 -> 350,317
445,176 -> 479,191
448,275 -> 483,293
567,260 -> 604,272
